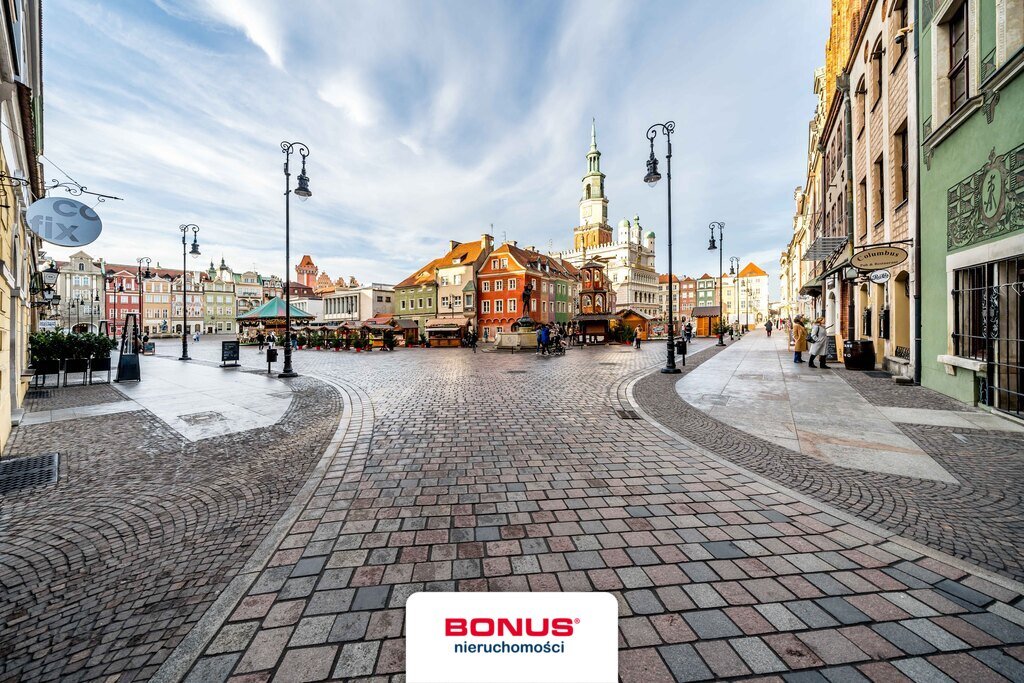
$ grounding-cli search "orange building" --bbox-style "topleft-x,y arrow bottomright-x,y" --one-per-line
476,243 -> 574,339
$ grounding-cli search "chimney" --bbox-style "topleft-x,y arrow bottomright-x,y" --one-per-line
526,245 -> 536,253
510,240 -> 517,247
481,233 -> 493,250
449,240 -> 461,252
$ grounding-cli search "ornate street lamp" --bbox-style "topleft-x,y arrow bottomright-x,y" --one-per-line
137,257 -> 153,341
729,256 -> 741,336
708,221 -> 725,346
179,224 -> 200,360
644,121 -> 680,374
280,141 -> 311,378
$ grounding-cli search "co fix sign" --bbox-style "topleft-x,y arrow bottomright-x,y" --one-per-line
406,592 -> 617,683
26,197 -> 103,247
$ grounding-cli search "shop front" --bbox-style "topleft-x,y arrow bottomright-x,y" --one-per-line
425,318 -> 465,347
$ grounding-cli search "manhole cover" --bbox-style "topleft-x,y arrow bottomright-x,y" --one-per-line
0,453 -> 59,495
179,411 -> 226,425
864,371 -> 891,378
506,370 -> 528,374
615,409 -> 642,420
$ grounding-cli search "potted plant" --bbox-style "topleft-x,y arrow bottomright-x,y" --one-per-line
419,333 -> 429,348
297,334 -> 308,349
332,337 -> 341,351
29,330 -> 64,384
354,337 -> 364,353
343,333 -> 352,351
63,332 -> 91,385
88,333 -> 116,383
383,329 -> 396,352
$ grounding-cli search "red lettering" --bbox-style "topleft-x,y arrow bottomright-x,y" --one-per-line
525,618 -> 548,636
551,618 -> 574,636
470,618 -> 495,636
498,618 -> 522,636
445,618 -> 467,636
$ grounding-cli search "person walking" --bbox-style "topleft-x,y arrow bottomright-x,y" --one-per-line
808,316 -> 829,368
538,324 -> 550,355
256,331 -> 266,351
632,327 -> 641,349
792,315 -> 807,364
764,320 -> 773,337
684,321 -> 693,342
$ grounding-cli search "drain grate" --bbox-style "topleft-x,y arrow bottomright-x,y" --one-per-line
615,409 -> 642,420
26,389 -> 51,400
864,371 -> 892,378
598,362 -> 616,366
506,370 -> 528,374
0,453 -> 59,495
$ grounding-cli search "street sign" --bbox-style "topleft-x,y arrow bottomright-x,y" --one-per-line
37,319 -> 58,331
852,246 -> 908,271
26,197 -> 103,247
868,270 -> 891,284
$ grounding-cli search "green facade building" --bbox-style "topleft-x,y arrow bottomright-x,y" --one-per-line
918,0 -> 1023,417
394,259 -> 440,336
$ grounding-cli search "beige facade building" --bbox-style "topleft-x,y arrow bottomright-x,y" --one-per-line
435,235 -> 493,331
55,251 -> 105,333
848,0 -> 917,377
323,284 -> 395,323
722,263 -> 771,330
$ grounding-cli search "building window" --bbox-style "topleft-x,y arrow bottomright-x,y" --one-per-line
465,294 -> 473,308
895,124 -> 909,204
856,77 -> 867,135
872,155 -> 885,225
508,298 -> 516,313
495,280 -> 504,291
495,300 -> 503,313
871,36 -> 884,106
500,258 -> 508,269
482,280 -> 491,292
892,0 -> 908,63
427,298 -> 432,308
482,300 -> 490,314
507,278 -> 516,290
948,2 -> 969,112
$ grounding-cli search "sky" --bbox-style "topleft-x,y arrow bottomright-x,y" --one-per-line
42,0 -> 829,294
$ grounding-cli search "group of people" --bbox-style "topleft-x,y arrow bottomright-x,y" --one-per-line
536,324 -> 567,356
790,315 -> 829,368
254,331 -> 279,351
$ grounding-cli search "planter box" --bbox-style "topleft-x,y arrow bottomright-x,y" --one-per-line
63,358 -> 90,386
89,356 -> 112,384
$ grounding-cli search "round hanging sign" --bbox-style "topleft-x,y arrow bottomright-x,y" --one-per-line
867,270 -> 891,284
26,197 -> 103,247
851,246 -> 908,271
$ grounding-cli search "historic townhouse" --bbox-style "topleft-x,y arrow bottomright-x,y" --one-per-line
202,272 -> 236,334
434,234 -> 494,332
171,272 -> 205,335
55,251 -> 105,333
722,263 -> 772,330
104,267 -> 139,340
394,259 -> 441,336
476,243 -> 574,339
918,0 -> 1023,416
323,283 -> 395,323
846,0 -> 919,378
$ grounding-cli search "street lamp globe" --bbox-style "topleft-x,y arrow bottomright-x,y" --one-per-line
295,171 -> 312,200
644,153 -> 661,187
190,237 -> 201,258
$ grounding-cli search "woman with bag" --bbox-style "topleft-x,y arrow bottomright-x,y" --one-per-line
792,316 -> 807,363
808,316 -> 829,368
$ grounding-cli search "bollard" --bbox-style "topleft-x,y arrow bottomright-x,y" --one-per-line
266,348 -> 278,373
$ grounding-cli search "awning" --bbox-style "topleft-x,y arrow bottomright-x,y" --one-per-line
425,318 -> 466,329
691,306 -> 721,317
799,276 -> 823,296
802,236 -> 848,261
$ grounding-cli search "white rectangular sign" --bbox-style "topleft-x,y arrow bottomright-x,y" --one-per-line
406,592 -> 618,683
37,319 -> 58,331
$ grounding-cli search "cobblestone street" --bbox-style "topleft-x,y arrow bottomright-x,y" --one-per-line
3,336 -> 1024,682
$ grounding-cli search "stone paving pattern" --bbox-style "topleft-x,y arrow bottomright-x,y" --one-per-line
22,383 -> 125,413
0,374 -> 342,682
154,339 -> 1024,682
636,341 -> 1024,583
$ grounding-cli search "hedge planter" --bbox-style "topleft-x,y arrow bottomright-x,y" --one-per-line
89,356 -> 112,384
64,358 -> 90,387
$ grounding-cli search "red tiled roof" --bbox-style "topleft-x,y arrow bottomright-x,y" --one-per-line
738,262 -> 768,277
396,257 -> 444,289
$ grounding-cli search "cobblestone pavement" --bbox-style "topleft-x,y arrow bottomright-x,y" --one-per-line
635,334 -> 1024,583
21,383 -> 125,413
0,373 -> 342,682
146,338 -> 1024,682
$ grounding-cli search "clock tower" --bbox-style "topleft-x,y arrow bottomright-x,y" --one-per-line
574,120 -> 611,250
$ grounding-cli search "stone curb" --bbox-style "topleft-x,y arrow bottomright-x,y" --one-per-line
151,375 -> 369,683
625,370 -> 1024,598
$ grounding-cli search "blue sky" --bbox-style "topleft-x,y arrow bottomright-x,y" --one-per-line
43,0 -> 829,292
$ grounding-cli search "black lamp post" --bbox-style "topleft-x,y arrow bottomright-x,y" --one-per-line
729,256 -> 741,336
707,222 -> 726,346
91,290 -> 98,331
280,141 -> 312,378
179,224 -> 200,360
137,257 -> 153,339
644,121 -> 681,374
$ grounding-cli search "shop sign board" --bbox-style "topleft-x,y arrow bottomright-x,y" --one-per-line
851,246 -> 908,271
26,197 -> 103,247
868,270 -> 891,284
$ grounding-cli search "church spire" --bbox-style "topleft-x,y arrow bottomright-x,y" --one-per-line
590,118 -> 597,152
